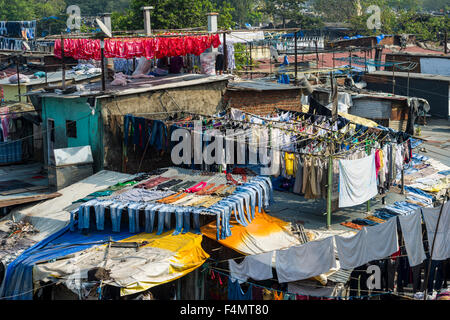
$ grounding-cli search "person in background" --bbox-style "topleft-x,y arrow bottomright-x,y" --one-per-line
169,56 -> 184,74
215,51 -> 225,75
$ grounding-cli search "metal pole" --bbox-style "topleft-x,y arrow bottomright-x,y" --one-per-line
445,30 -> 448,54
270,44 -> 272,77
332,51 -> 335,69
61,35 -> 66,90
295,30 -> 298,83
16,56 -> 21,102
401,168 -> 405,194
315,40 -> 319,70
364,50 -> 367,73
423,198 -> 448,300
392,63 -> 395,95
327,150 -> 333,229
101,44 -> 106,91
407,63 -> 410,97
249,42 -> 253,80
223,32 -> 228,72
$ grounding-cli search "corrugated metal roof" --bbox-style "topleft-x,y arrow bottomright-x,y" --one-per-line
368,71 -> 450,82
328,268 -> 353,284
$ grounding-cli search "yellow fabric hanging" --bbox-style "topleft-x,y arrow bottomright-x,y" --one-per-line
285,152 -> 295,176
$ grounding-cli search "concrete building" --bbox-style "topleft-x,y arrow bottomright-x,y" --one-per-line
363,71 -> 450,118
30,74 -> 231,173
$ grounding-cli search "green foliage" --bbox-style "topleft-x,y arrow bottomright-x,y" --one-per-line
233,43 -> 251,71
64,0 -> 131,16
312,0 -> 360,23
0,0 -> 67,21
422,0 -> 450,11
217,1 -> 236,30
260,0 -> 307,27
348,2 -> 449,41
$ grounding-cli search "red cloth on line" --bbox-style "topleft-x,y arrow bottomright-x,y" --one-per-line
54,34 -> 221,61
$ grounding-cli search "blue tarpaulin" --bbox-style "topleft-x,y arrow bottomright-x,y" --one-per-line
0,224 -> 134,300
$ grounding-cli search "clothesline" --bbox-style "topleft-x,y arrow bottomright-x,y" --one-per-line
206,265 -> 392,300
125,109 -> 408,161
54,34 -> 222,61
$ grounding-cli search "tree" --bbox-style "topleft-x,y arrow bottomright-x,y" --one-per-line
64,0 -> 131,17
0,0 -> 67,21
217,1 -> 236,30
312,0 -> 361,23
112,0 -> 236,32
0,0 -> 40,20
261,0 -> 307,28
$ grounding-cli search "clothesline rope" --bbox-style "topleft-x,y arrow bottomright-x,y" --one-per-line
206,265 -> 393,300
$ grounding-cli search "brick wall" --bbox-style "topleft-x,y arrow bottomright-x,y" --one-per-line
223,89 -> 303,115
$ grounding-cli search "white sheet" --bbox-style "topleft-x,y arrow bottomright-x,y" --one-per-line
275,237 -> 336,283
399,210 -> 427,267
421,201 -> 450,261
365,217 -> 399,260
228,251 -> 274,283
338,153 -> 378,208
335,218 -> 399,270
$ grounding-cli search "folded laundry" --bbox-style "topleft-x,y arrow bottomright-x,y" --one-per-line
156,179 -> 183,190
109,189 -> 175,202
351,218 -> 378,226
135,176 -> 171,189
168,180 -> 196,191
340,222 -> 364,230
185,182 -> 207,193
195,183 -> 216,195
365,216 -> 386,224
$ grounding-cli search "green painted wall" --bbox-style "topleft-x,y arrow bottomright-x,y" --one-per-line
41,96 -> 103,172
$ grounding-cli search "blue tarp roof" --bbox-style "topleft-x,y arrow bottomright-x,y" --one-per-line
0,224 -> 134,300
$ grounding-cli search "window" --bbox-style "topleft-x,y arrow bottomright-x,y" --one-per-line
66,120 -> 77,138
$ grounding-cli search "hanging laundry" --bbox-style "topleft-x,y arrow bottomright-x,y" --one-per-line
421,201 -> 450,260
275,236 -> 336,283
228,251 -> 274,282
335,218 -> 399,270
338,153 -> 378,208
398,209 -> 427,267
227,279 -> 252,300
54,34 -> 222,61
